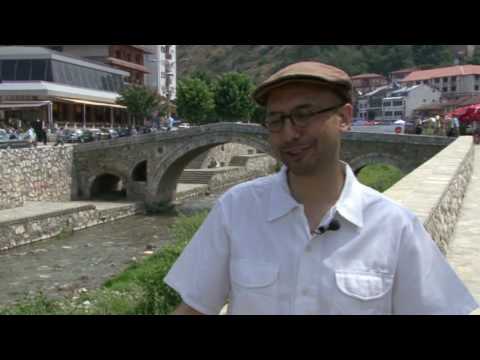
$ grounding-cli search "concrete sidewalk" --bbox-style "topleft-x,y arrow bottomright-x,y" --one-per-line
448,147 -> 480,314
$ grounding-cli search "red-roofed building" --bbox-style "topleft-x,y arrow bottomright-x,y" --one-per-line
389,67 -> 419,82
400,65 -> 480,100
351,73 -> 388,95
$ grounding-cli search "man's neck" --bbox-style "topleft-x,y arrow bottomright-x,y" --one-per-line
287,162 -> 346,209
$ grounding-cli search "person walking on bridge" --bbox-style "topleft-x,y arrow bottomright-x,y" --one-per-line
165,62 -> 478,315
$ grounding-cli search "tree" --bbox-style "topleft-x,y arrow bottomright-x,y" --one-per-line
362,45 -> 415,76
214,72 -> 256,122
470,47 -> 480,65
412,45 -> 454,68
176,77 -> 215,125
117,85 -> 165,127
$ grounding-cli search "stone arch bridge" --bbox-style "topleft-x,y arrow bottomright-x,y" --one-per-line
72,123 -> 453,207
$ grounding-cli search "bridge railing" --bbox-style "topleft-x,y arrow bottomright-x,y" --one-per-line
384,136 -> 475,254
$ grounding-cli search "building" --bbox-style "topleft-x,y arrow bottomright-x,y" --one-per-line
450,45 -> 476,62
389,67 -> 418,82
144,45 -> 177,100
401,65 -> 480,100
41,45 -> 151,86
382,84 -> 441,122
351,74 -> 388,95
0,46 -> 129,129
356,85 -> 398,121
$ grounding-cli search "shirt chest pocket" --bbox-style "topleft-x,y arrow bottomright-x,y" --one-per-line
229,260 -> 279,315
333,271 -> 394,315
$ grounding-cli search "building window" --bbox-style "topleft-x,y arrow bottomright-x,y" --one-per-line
443,87 -> 448,92
451,76 -> 457,82
135,54 -> 141,64
126,53 -> 132,62
435,78 -> 440,83
115,50 -> 121,59
394,111 -> 403,116
475,85 -> 479,91
475,75 -> 480,81
443,77 -> 448,82
416,81 -> 421,85
383,101 -> 392,107
393,100 -> 403,106
385,111 -> 393,116
451,86 -> 457,92
161,46 -> 166,53
423,80 -> 428,84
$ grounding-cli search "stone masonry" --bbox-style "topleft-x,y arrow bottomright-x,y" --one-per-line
74,123 -> 452,207
0,146 -> 73,210
385,136 -> 474,254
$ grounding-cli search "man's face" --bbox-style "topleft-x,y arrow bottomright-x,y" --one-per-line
266,83 -> 352,176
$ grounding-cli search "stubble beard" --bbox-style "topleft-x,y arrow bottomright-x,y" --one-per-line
276,140 -> 339,177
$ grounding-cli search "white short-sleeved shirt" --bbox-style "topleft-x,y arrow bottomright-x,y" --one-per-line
164,163 -> 479,315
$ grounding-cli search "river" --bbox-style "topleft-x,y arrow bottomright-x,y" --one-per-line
0,194 -> 219,306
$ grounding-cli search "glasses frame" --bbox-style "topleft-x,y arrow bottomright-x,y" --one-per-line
263,103 -> 347,133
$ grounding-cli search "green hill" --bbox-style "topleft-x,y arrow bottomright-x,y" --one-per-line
177,45 -> 461,84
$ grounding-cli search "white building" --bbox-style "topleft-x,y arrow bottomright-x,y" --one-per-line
144,45 -> 177,100
401,65 -> 480,100
382,84 -> 441,122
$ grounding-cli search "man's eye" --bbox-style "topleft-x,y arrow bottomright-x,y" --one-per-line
294,111 -> 312,120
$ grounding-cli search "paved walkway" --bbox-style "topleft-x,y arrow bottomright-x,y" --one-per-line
0,201 -> 136,225
448,147 -> 480,314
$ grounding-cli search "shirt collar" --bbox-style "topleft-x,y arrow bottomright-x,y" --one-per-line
267,162 -> 364,229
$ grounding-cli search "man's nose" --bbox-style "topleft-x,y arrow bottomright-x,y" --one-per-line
280,117 -> 301,141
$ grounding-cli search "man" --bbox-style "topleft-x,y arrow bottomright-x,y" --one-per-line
54,127 -> 65,147
165,62 -> 478,315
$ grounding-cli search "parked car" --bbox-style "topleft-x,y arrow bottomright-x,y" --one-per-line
63,129 -> 95,143
116,127 -> 131,137
108,128 -> 119,139
0,129 -> 9,141
98,128 -> 112,140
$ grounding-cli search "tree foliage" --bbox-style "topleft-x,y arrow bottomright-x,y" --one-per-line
117,85 -> 165,125
176,77 -> 215,124
214,72 -> 256,122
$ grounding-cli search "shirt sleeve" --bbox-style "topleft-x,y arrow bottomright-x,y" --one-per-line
392,216 -> 479,315
164,199 -> 230,315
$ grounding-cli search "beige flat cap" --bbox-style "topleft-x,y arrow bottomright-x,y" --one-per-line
253,61 -> 353,106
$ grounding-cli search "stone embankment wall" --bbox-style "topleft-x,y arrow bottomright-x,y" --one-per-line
0,146 -> 73,210
384,136 -> 474,254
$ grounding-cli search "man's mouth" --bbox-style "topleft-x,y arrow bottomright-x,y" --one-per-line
282,144 -> 313,158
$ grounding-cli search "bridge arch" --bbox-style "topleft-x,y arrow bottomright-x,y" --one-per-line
349,153 -> 409,176
131,160 -> 148,182
89,172 -> 127,200
148,133 -> 272,204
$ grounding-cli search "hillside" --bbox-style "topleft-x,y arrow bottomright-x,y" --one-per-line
176,45 -> 468,84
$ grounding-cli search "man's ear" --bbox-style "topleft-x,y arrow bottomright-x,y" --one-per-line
338,104 -> 353,133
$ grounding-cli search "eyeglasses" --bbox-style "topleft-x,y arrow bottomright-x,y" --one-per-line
263,103 -> 346,133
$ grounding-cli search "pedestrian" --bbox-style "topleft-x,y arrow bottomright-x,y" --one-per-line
164,61 -> 478,315
27,126 -> 37,147
54,127 -> 65,146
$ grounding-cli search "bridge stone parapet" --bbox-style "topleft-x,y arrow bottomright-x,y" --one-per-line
73,123 -> 455,207
384,136 -> 474,254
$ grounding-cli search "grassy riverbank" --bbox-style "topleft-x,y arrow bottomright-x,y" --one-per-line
0,165 -> 403,315
357,164 -> 404,193
0,211 -> 208,315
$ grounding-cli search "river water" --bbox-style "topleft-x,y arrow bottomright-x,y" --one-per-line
0,195 -> 219,306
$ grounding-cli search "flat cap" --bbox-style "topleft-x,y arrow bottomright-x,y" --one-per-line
253,61 -> 353,106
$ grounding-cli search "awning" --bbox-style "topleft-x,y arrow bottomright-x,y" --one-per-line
0,101 -> 51,109
54,97 -> 127,109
